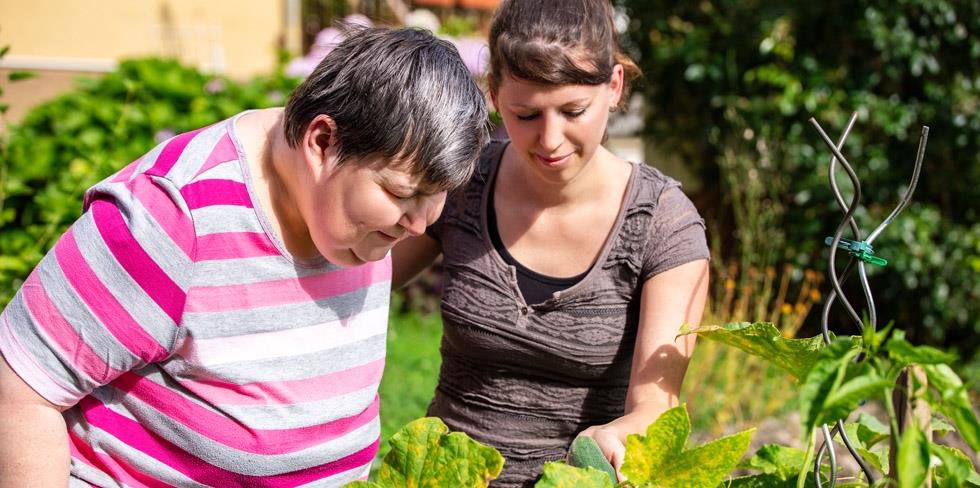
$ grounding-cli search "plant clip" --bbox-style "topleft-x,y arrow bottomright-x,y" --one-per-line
824,237 -> 888,267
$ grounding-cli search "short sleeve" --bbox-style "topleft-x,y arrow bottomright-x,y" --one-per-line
0,173 -> 197,407
641,185 -> 710,281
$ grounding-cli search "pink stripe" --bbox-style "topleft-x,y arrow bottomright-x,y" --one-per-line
195,232 -> 280,261
91,200 -> 186,324
129,176 -> 196,258
79,396 -> 380,486
69,430 -> 168,488
54,228 -> 168,363
186,258 -> 391,312
21,272 -> 123,385
181,180 -> 251,210
114,372 -> 379,453
149,128 -> 205,176
181,358 -> 385,406
196,132 -> 238,176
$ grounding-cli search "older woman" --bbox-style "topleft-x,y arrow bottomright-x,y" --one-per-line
0,27 -> 487,487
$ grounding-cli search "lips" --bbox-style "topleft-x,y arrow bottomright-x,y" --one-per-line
535,152 -> 573,166
377,231 -> 401,242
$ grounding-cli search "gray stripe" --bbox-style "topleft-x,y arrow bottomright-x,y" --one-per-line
182,282 -> 390,338
194,159 -> 246,183
190,205 -> 267,237
2,295 -> 91,397
72,214 -> 181,348
37,246 -> 143,373
171,332 -> 386,383
300,464 -> 371,487
165,122 -> 230,186
138,367 -> 381,429
86,388 -> 381,476
69,464 -> 124,488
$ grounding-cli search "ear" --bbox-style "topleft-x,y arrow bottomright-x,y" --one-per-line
489,85 -> 500,113
608,64 -> 625,110
302,114 -> 339,172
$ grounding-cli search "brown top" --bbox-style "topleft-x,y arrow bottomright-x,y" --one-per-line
426,141 -> 709,487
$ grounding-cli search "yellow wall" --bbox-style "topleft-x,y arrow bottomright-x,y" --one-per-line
0,0 -> 288,78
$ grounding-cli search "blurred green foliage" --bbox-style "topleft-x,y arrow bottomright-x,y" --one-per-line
619,0 -> 979,358
0,58 -> 299,305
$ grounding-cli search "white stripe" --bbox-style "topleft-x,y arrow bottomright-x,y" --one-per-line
178,306 -> 388,367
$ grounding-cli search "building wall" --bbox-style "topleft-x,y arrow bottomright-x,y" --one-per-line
0,0 -> 298,122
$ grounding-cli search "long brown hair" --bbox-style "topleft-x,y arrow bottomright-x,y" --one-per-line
487,0 -> 641,109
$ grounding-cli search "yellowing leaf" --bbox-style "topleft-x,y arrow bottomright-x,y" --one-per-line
534,462 -> 615,488
347,417 -> 504,488
620,405 -> 754,487
679,322 -> 845,381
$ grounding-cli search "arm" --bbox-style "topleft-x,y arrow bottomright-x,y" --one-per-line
0,355 -> 70,487
391,234 -> 442,290
578,258 -> 709,480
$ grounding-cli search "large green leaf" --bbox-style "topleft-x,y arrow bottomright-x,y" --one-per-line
896,425 -> 929,488
885,330 -> 959,366
679,322 -> 846,381
923,364 -> 980,451
347,417 -> 504,488
737,444 -> 807,480
818,363 -> 892,428
843,413 -> 890,450
621,405 -> 754,487
798,339 -> 863,437
534,462 -> 615,488
931,444 -> 979,488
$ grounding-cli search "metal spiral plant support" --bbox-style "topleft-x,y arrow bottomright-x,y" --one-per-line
807,112 -> 929,487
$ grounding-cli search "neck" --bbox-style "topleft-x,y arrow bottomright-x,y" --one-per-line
256,111 -> 317,258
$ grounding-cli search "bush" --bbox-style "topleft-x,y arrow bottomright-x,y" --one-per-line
619,0 -> 980,356
0,58 -> 300,306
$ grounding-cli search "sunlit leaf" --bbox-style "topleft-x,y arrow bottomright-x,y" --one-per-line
534,462 -> 614,488
679,322 -> 845,381
621,405 -> 754,487
886,330 -> 958,366
349,417 -> 504,488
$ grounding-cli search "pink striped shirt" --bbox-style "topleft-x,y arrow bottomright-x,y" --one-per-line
0,113 -> 390,487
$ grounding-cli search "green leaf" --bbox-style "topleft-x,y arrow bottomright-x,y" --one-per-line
923,364 -> 980,451
855,447 -> 887,474
896,425 -> 929,488
738,444 -> 807,480
7,70 -> 35,82
846,413 -> 890,449
367,417 -> 504,488
930,417 -> 956,436
534,462 -> 615,488
798,339 -> 863,438
726,473 -> 806,487
886,330 -> 958,366
819,364 -> 892,428
931,444 -> 978,488
621,405 -> 754,487
679,322 -> 842,381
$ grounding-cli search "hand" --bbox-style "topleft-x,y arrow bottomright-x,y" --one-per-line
578,424 -> 627,483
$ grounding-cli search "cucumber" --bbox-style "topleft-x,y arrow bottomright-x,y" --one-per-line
568,435 -> 617,483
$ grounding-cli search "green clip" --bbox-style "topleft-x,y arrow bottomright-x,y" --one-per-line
824,237 -> 888,267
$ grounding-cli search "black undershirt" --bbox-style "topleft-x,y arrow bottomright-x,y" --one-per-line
487,186 -> 588,305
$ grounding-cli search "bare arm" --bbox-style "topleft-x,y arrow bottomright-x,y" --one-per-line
578,258 -> 709,479
0,355 -> 70,487
391,234 -> 442,290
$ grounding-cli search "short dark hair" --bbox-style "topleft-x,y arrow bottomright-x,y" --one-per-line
284,27 -> 489,191
488,0 -> 640,108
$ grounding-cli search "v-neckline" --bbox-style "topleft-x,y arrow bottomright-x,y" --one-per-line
479,142 -> 639,310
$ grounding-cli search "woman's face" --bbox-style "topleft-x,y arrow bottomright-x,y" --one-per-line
306,159 -> 446,267
492,67 -> 622,183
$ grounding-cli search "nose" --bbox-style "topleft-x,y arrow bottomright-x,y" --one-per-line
539,113 -> 564,152
400,193 -> 445,237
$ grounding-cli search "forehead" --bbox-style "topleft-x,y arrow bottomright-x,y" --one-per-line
496,74 -> 604,106
366,158 -> 443,193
